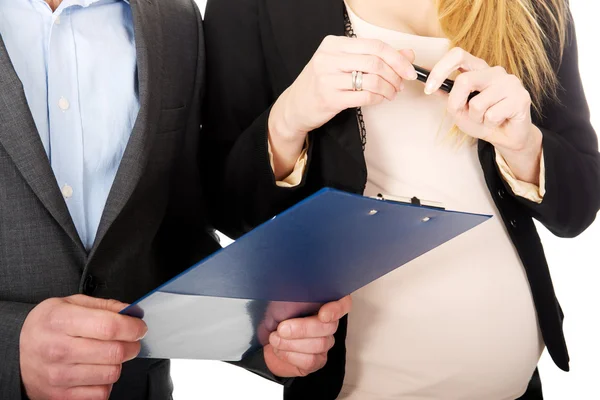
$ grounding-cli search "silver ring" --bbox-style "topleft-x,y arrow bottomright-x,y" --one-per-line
352,71 -> 364,91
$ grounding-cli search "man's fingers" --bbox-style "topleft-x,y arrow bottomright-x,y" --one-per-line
62,385 -> 112,400
277,316 -> 338,339
318,295 -> 352,323
50,303 -> 147,342
47,364 -> 122,387
270,333 -> 335,354
41,336 -> 141,365
65,295 -> 130,314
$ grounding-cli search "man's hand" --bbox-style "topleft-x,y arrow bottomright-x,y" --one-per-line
20,295 -> 147,400
264,295 -> 352,377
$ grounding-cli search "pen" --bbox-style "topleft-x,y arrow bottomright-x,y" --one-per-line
413,64 -> 480,102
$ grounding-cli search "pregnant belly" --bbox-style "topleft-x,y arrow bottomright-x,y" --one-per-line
340,221 -> 544,400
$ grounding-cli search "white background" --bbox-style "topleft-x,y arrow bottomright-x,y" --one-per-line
173,1 -> 600,398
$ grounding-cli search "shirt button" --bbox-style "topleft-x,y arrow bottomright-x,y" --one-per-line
54,15 -> 61,25
497,188 -> 506,199
58,97 -> 70,111
61,184 -> 73,199
510,219 -> 518,229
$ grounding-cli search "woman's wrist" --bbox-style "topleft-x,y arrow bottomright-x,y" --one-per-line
495,125 -> 543,185
268,91 -> 308,180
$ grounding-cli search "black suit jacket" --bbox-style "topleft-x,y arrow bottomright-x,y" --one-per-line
0,0 -> 275,398
203,0 -> 600,398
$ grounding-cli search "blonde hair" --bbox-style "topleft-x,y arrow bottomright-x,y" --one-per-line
437,0 -> 568,115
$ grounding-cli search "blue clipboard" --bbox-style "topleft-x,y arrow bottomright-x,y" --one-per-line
121,188 -> 491,360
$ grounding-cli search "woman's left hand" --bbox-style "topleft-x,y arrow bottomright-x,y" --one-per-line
264,295 -> 352,378
425,47 -> 543,184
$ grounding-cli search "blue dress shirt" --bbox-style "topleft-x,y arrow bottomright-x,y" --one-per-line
0,0 -> 139,250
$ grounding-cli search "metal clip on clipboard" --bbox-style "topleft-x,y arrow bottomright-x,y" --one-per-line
371,193 -> 446,210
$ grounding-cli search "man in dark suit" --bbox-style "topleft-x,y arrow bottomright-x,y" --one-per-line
0,0 -> 350,399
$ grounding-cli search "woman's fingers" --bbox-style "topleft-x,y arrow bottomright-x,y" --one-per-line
398,49 -> 416,64
447,68 -> 508,115
318,295 -> 352,323
269,35 -> 416,139
329,72 -> 397,100
277,316 -> 339,340
336,53 -> 404,91
269,333 -> 335,354
342,91 -> 387,108
323,36 -> 417,81
465,84 -> 507,124
271,349 -> 328,377
426,47 -> 489,94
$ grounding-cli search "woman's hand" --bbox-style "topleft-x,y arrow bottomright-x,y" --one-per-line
264,296 -> 352,378
268,36 -> 417,179
426,47 -> 543,185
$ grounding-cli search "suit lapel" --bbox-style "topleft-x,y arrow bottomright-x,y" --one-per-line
0,35 -> 84,251
88,0 -> 163,258
265,0 -> 367,173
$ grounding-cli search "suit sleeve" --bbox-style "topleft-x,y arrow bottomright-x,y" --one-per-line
201,0 -> 312,239
0,301 -> 35,399
505,16 -> 600,237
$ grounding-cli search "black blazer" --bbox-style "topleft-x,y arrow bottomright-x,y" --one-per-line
203,0 -> 600,398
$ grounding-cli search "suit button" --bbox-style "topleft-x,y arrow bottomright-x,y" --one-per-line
510,219 -> 518,229
497,188 -> 506,199
83,275 -> 97,295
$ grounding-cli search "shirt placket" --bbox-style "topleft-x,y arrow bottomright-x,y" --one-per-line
47,7 -> 88,247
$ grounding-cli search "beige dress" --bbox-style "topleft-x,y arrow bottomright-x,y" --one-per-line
337,5 -> 545,400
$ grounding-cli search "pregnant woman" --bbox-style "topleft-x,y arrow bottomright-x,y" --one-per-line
202,0 -> 600,399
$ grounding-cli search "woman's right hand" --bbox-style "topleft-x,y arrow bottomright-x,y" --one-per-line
268,35 -> 417,178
